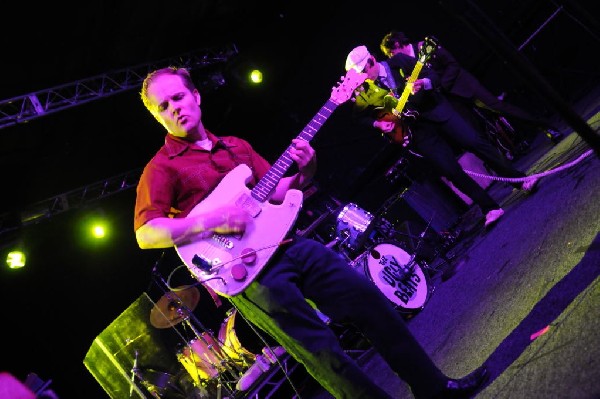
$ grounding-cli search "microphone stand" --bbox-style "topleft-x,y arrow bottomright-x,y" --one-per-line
129,350 -> 139,397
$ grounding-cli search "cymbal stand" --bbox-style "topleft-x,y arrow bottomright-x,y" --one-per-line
335,230 -> 358,263
375,188 -> 410,227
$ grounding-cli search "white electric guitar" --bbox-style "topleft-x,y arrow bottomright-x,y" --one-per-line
176,69 -> 366,297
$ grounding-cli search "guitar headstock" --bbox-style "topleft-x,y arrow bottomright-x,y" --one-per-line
330,68 -> 367,105
418,36 -> 439,64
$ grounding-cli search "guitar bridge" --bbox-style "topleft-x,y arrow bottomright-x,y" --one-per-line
212,234 -> 234,249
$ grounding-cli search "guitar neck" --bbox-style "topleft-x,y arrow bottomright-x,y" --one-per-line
394,61 -> 425,115
251,99 -> 339,202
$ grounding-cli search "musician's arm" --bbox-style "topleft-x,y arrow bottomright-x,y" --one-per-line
388,54 -> 440,91
431,46 -> 462,91
351,92 -> 379,130
136,209 -> 247,249
136,217 -> 200,249
418,61 -> 442,90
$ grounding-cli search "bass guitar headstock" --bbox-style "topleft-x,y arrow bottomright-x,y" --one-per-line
330,68 -> 367,105
418,36 -> 439,64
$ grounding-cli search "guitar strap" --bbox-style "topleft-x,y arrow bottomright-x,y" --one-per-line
380,61 -> 399,97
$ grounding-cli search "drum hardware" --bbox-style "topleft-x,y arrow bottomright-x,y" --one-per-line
407,211 -> 433,261
375,188 -> 454,276
325,236 -> 340,249
407,212 -> 456,278
337,229 -> 352,249
385,156 -> 410,185
296,201 -> 342,238
135,368 -> 182,399
112,333 -> 147,357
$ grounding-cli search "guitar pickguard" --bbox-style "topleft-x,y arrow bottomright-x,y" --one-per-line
176,165 -> 303,297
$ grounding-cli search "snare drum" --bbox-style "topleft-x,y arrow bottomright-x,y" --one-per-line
354,241 -> 432,313
335,203 -> 375,253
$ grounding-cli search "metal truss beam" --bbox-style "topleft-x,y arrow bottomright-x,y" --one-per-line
0,44 -> 238,130
0,168 -> 142,237
0,44 -> 240,238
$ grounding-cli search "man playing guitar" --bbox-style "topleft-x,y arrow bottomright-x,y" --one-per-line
134,65 -> 488,399
346,44 -> 538,229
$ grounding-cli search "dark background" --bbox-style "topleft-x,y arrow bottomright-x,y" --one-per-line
0,1 -> 598,397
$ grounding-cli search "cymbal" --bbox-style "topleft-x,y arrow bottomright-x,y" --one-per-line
150,286 -> 201,329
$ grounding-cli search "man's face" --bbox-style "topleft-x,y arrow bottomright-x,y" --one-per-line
362,56 -> 380,80
146,74 -> 202,138
392,43 -> 412,57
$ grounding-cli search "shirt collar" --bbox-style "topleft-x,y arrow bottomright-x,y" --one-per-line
378,65 -> 388,80
164,130 -> 222,158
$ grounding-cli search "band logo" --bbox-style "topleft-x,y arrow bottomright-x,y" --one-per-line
378,255 -> 420,304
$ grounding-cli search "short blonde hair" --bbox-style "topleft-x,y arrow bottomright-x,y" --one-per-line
140,66 -> 197,117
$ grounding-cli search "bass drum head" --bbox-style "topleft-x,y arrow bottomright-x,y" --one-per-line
362,241 -> 431,312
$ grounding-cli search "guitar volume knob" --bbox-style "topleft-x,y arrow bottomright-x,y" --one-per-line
241,248 -> 257,265
230,264 -> 248,281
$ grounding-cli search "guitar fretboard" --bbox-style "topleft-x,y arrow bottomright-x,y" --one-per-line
251,99 -> 339,202
394,62 -> 424,116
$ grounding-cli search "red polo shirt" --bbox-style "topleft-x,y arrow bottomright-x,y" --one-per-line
134,131 -> 271,231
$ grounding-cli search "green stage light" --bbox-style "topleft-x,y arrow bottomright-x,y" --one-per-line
249,69 -> 263,84
92,224 -> 106,239
7,250 -> 26,269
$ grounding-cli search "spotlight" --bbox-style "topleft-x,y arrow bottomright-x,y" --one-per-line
7,250 -> 26,269
249,69 -> 263,84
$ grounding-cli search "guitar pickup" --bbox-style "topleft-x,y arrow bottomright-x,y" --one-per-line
192,254 -> 213,272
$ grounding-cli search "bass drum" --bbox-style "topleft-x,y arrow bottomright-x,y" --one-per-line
353,241 -> 432,314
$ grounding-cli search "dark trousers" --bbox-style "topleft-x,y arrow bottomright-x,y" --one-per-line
230,236 -> 447,399
467,85 -> 555,131
411,111 -> 526,214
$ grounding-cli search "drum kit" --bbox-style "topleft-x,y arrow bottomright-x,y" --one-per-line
323,197 -> 437,316
132,283 -> 285,398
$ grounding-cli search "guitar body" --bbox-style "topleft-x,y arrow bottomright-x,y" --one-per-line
175,164 -> 303,297
375,109 -> 412,145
